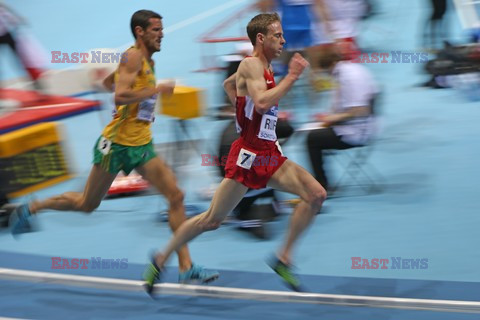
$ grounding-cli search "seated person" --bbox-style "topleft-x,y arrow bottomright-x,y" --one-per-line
306,45 -> 378,190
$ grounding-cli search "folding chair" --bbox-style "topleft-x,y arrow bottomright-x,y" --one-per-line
327,93 -> 385,195
327,138 -> 385,195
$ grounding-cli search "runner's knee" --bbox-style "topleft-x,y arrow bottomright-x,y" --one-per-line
198,213 -> 222,231
310,185 -> 327,207
167,188 -> 184,208
203,220 -> 222,231
78,200 -> 101,213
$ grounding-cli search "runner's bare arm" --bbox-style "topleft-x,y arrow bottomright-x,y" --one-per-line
102,72 -> 115,92
114,49 -> 174,105
238,54 -> 308,114
223,72 -> 237,106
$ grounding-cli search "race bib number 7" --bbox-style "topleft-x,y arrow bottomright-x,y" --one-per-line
236,148 -> 256,170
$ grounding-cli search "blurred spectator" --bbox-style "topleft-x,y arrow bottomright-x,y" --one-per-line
423,0 -> 448,51
321,0 -> 369,60
256,0 -> 332,78
306,45 -> 379,190
0,2 -> 46,91
256,0 -> 371,91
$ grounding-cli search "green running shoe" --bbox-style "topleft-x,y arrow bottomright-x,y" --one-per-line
268,257 -> 302,292
143,256 -> 163,297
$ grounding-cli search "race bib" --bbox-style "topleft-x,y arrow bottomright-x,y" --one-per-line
137,94 -> 157,122
97,136 -> 112,156
258,106 -> 278,141
236,148 -> 256,170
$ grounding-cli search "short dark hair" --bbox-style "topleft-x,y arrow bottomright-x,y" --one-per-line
130,10 -> 162,39
246,13 -> 280,46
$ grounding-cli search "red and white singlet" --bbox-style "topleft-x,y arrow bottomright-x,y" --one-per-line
224,65 -> 287,189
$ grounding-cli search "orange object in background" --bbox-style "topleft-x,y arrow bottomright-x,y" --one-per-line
159,86 -> 204,120
0,122 -> 71,198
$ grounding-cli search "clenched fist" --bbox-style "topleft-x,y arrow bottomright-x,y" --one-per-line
288,53 -> 309,80
156,79 -> 175,96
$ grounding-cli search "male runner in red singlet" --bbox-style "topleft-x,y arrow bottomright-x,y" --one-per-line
144,13 -> 326,293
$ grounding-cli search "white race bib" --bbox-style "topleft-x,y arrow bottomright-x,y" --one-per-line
236,148 -> 257,170
258,106 -> 278,141
97,136 -> 112,155
137,94 -> 157,122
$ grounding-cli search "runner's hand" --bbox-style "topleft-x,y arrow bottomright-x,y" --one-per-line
156,80 -> 175,95
288,53 -> 309,80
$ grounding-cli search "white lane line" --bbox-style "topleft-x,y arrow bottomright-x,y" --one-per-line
1,267 -> 480,313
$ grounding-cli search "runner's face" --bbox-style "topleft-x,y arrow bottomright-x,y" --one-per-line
263,21 -> 285,58
142,18 -> 163,52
